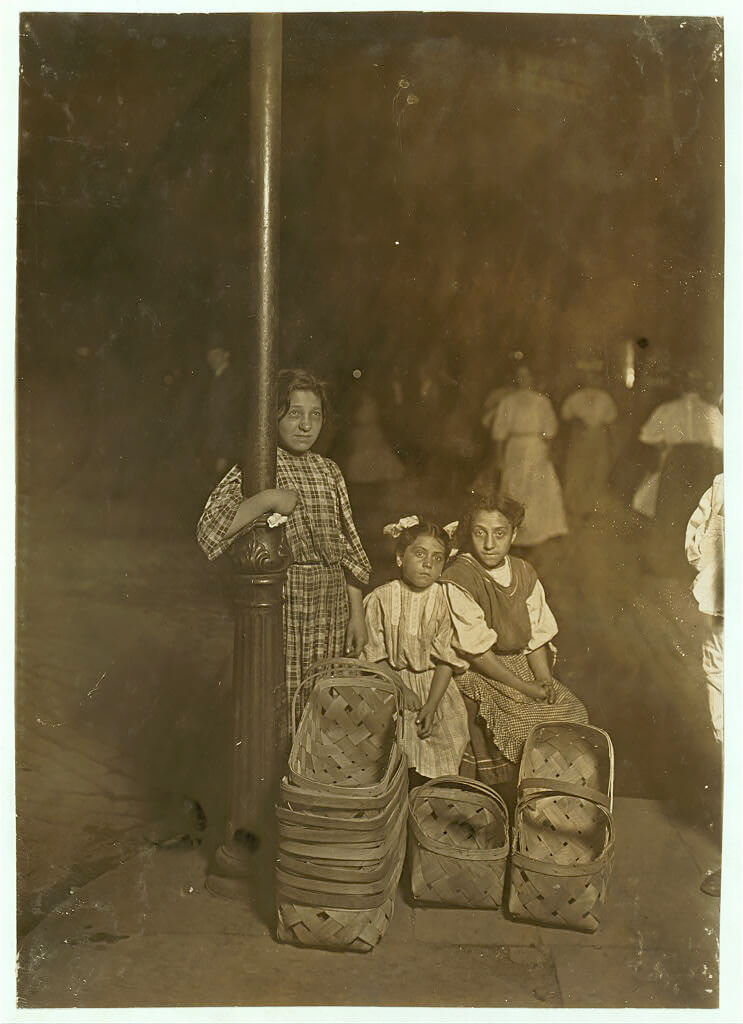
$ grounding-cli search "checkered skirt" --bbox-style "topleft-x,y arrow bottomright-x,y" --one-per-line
457,653 -> 589,764
285,563 -> 349,720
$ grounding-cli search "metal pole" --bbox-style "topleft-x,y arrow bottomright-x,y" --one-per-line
206,13 -> 287,903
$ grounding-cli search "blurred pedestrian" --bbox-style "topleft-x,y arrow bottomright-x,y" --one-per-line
632,368 -> 722,521
201,339 -> 243,484
487,363 -> 568,547
634,369 -> 723,575
561,361 -> 618,520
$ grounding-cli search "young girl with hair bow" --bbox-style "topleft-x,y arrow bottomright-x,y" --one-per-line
361,515 -> 470,779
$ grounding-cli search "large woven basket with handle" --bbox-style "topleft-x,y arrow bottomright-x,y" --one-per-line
276,658 -> 410,952
287,659 -> 413,797
408,776 -> 510,909
508,722 -> 615,933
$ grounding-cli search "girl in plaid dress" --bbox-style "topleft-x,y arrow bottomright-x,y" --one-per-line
441,489 -> 588,789
362,517 -> 470,779
197,370 -> 371,718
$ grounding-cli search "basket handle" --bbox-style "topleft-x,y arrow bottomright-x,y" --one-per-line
408,775 -> 510,858
511,796 -> 615,876
290,657 -> 412,736
414,774 -> 507,804
517,777 -> 612,810
510,846 -> 613,877
410,775 -> 510,828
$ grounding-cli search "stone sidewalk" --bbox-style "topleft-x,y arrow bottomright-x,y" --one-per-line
17,797 -> 722,1010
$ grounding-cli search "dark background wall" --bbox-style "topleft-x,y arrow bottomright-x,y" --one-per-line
16,12 -> 724,502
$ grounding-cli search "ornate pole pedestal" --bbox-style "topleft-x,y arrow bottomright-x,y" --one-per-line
206,518 -> 290,899
206,13 -> 284,901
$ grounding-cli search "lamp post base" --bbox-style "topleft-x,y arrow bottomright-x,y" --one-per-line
205,834 -> 263,901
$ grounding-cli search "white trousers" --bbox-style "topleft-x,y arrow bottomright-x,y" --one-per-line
702,618 -> 724,744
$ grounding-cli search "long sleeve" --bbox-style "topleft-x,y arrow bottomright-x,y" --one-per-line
639,407 -> 667,446
685,485 -> 714,571
525,580 -> 559,651
196,465 -> 243,561
443,582 -> 498,656
561,393 -> 579,420
686,475 -> 724,616
539,396 -> 559,439
330,460 -> 372,586
491,396 -> 512,442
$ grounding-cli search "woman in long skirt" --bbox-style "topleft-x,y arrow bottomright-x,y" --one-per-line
489,364 -> 568,546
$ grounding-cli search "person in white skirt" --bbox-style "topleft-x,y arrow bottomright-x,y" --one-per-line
362,516 -> 470,780
487,363 -> 568,546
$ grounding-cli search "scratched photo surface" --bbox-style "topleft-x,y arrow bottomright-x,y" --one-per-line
15,11 -> 725,1011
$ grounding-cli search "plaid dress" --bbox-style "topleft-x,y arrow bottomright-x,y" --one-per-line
197,449 -> 371,720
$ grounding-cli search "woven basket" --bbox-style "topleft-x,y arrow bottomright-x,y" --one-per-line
508,722 -> 615,933
408,776 -> 509,909
277,804 -> 407,865
276,834 -> 406,951
288,659 -> 409,796
518,722 -> 614,796
278,754 -> 408,826
277,795 -> 407,849
276,896 -> 396,953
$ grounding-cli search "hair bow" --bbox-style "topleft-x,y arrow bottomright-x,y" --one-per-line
442,521 -> 459,538
382,515 -> 420,539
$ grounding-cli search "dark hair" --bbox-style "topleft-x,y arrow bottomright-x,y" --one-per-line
277,368 -> 330,420
395,521 -> 452,560
454,488 -> 525,552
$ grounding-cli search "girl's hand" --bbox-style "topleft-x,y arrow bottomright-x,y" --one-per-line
401,685 -> 422,712
523,680 -> 551,702
345,613 -> 368,657
415,703 -> 437,739
532,678 -> 558,704
263,487 -> 299,516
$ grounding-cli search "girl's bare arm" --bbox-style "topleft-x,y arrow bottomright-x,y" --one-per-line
224,488 -> 298,540
469,649 -> 549,701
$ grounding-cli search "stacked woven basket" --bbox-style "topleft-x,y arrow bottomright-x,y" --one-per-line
275,659 -> 410,952
509,722 -> 615,932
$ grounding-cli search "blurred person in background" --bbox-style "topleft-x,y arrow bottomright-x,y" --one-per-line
486,362 -> 568,547
561,359 -> 618,522
634,368 -> 722,575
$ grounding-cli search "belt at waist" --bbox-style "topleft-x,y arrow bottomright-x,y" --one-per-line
290,560 -> 341,568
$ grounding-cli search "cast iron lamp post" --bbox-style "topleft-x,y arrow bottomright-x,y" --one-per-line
206,13 -> 286,900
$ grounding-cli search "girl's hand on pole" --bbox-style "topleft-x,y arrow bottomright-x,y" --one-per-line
345,612 -> 368,657
263,487 -> 299,516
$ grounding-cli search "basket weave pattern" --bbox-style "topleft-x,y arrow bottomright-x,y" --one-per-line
276,659 -> 409,952
508,722 -> 615,933
408,776 -> 509,909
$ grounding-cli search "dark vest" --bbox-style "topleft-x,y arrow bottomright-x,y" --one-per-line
442,554 -> 537,654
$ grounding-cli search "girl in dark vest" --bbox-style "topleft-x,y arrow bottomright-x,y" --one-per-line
441,489 -> 588,792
